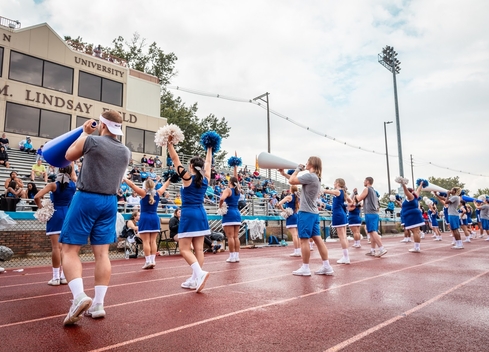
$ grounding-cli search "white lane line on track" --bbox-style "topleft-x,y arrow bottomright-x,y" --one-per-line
324,270 -> 489,352
69,247 -> 484,351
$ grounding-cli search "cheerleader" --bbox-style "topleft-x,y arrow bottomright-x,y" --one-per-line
428,201 -> 443,241
348,200 -> 363,248
277,184 -> 300,257
444,188 -> 464,249
474,198 -> 489,240
323,178 -> 353,264
167,138 -> 212,292
459,200 -> 472,243
399,182 -> 425,253
219,161 -> 242,263
124,177 -> 171,269
34,164 -> 77,285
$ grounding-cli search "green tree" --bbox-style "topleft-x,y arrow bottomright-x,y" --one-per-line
65,33 -> 232,160
474,188 -> 489,198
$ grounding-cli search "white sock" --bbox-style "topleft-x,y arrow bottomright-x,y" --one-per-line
150,254 -> 156,263
302,264 -> 310,270
60,268 -> 66,279
145,256 -> 151,263
93,285 -> 108,305
235,252 -> 239,259
415,243 -> 420,250
322,260 -> 330,268
52,267 -> 60,280
191,262 -> 203,279
342,249 -> 349,259
457,240 -> 463,247
68,278 -> 84,299
379,246 -> 384,251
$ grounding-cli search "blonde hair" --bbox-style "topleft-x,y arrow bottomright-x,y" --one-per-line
145,179 -> 156,205
307,156 -> 322,181
101,109 -> 122,123
335,178 -> 348,196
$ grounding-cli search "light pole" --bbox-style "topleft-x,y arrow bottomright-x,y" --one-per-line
384,121 -> 393,194
378,46 -> 404,177
253,92 -> 271,179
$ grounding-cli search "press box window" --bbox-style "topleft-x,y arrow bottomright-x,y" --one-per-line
8,51 -> 73,94
125,127 -> 160,155
0,47 -> 4,77
5,102 -> 71,139
78,71 -> 123,107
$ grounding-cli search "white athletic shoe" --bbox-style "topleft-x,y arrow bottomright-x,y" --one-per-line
195,271 -> 210,293
84,303 -> 106,319
409,248 -> 421,253
314,266 -> 334,275
292,266 -> 311,276
63,293 -> 92,326
48,278 -> 60,286
463,238 -> 471,243
226,257 -> 236,263
451,245 -> 464,250
336,257 -> 350,264
181,278 -> 197,290
400,238 -> 409,243
289,252 -> 301,257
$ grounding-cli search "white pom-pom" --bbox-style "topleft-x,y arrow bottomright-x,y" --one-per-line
217,202 -> 228,216
34,199 -> 55,223
423,196 -> 429,202
280,208 -> 293,219
425,199 -> 433,206
154,124 -> 184,147
395,177 -> 409,185
478,195 -> 487,201
389,195 -> 396,202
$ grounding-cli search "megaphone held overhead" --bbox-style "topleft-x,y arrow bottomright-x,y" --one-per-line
257,152 -> 298,170
462,195 -> 483,203
43,121 -> 97,167
421,184 -> 448,193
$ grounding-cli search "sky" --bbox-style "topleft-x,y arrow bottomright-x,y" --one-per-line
2,0 -> 489,195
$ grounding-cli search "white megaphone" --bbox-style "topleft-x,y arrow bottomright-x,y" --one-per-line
257,152 -> 298,169
421,184 -> 448,193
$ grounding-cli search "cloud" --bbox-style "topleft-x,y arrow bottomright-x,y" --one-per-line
3,0 -> 489,194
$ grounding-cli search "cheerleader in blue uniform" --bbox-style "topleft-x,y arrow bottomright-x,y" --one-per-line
323,178 -> 353,264
399,182 -> 425,253
219,164 -> 242,263
167,139 -> 212,293
459,201 -> 472,243
277,184 -> 300,257
34,164 -> 77,285
124,177 -> 171,269
428,202 -> 443,241
348,200 -> 363,248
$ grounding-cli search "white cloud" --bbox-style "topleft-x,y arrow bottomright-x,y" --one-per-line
2,0 -> 489,194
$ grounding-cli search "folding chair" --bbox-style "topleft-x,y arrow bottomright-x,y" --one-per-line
158,230 -> 179,255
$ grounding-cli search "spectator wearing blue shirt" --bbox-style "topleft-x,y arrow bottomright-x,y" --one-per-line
23,137 -> 35,154
147,168 -> 157,181
386,200 -> 395,216
140,167 -> 148,182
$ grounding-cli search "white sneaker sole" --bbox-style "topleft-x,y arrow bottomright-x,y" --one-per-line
63,297 -> 92,326
196,272 -> 210,293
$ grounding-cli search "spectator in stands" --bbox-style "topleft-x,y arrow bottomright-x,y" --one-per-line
5,171 -> 26,198
154,176 -> 164,190
147,156 -> 155,168
140,154 -> 148,166
0,146 -> 11,169
36,145 -> 45,162
210,167 -> 217,186
46,165 -> 56,183
127,210 -> 140,234
147,168 -> 157,181
27,182 -> 39,210
129,166 -> 141,182
5,180 -> 22,198
169,208 -> 181,240
120,179 -> 130,195
385,199 -> 395,216
116,188 -> 126,204
0,133 -> 10,149
126,191 -> 141,209
174,193 -> 182,207
22,137 -> 36,154
31,159 -> 48,183
18,136 -> 28,151
140,167 -> 148,182
253,169 -> 260,179
154,156 -> 162,168
160,191 -> 176,212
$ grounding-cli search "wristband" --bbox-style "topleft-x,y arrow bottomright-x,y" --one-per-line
80,132 -> 89,138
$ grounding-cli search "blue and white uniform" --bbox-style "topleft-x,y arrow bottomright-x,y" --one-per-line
285,194 -> 298,228
429,209 -> 439,228
138,192 -> 161,234
331,189 -> 347,228
46,180 -> 76,236
222,188 -> 241,227
347,205 -> 362,226
178,176 -> 211,238
401,197 -> 424,230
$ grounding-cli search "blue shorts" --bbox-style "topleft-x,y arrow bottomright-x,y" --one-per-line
448,215 -> 460,230
297,211 -> 320,239
461,217 -> 468,226
364,213 -> 379,233
481,219 -> 489,230
59,191 -> 118,245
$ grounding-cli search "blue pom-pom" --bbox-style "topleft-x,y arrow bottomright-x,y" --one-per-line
460,190 -> 466,196
439,192 -> 447,197
395,194 -> 402,201
200,131 -> 221,153
416,178 -> 429,188
287,169 -> 294,175
430,198 -> 438,205
227,156 -> 242,167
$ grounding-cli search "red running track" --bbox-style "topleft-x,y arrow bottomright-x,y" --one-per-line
1,235 -> 489,352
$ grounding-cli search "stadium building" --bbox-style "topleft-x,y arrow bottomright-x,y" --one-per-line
0,16 -> 165,160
